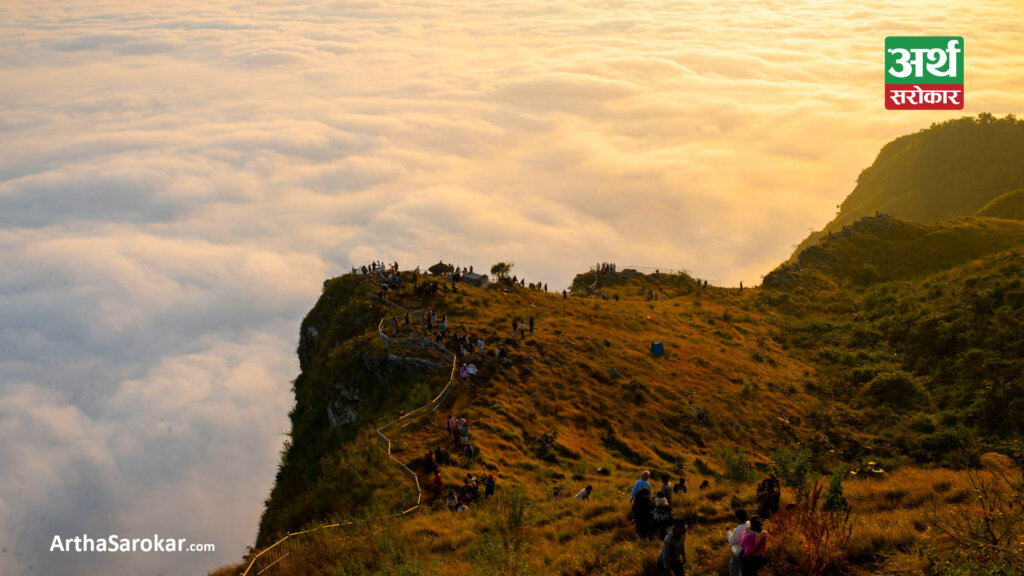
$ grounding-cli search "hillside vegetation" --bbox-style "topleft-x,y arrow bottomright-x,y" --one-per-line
977,188 -> 1024,220
766,215 -> 1024,295
218,114 -> 1024,576
228,256 -> 1024,576
792,113 -> 1024,258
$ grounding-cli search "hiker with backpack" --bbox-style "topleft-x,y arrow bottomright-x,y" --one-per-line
652,491 -> 674,539
631,488 -> 655,539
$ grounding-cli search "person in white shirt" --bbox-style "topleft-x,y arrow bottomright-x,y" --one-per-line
574,485 -> 593,500
726,508 -> 750,576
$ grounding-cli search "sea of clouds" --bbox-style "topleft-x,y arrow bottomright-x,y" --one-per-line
1,1 -> 1022,574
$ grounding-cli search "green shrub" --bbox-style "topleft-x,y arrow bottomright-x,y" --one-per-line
771,449 -> 814,502
866,371 -> 924,411
822,471 -> 848,512
718,447 -> 756,483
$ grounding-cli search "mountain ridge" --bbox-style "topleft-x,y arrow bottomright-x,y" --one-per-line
790,113 -> 1024,260
218,115 -> 1024,576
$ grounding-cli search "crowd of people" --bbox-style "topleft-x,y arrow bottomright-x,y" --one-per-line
366,260 -> 786,575
510,317 -> 534,339
727,508 -> 769,576
625,470 -> 775,576
444,472 -> 496,513
353,260 -> 399,276
421,414 -> 500,514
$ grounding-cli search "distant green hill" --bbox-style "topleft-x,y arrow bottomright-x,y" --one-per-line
977,188 -> 1024,220
767,242 -> 1024,463
228,117 -> 1024,576
765,215 -> 1024,292
792,113 -> 1024,258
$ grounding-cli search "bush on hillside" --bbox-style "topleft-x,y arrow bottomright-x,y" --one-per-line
866,371 -> 924,411
719,447 -> 756,483
771,449 -> 814,502
822,471 -> 847,512
765,482 -> 854,576
930,465 -> 1024,575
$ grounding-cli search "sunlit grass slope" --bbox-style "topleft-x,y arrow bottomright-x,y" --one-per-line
231,246 -> 1024,575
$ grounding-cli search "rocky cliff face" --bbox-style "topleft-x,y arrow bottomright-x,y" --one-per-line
256,275 -> 455,546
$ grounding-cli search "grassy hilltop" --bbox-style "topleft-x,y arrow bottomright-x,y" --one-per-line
791,113 -> 1024,259
215,116 -> 1024,576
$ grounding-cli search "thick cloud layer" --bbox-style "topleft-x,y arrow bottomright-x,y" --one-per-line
2,1 -> 1022,574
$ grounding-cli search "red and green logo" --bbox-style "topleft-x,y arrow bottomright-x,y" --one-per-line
885,36 -> 963,110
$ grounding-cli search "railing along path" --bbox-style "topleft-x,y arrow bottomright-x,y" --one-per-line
241,289 -> 457,576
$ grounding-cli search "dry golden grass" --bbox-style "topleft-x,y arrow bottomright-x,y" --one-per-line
243,273 -> 1013,576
